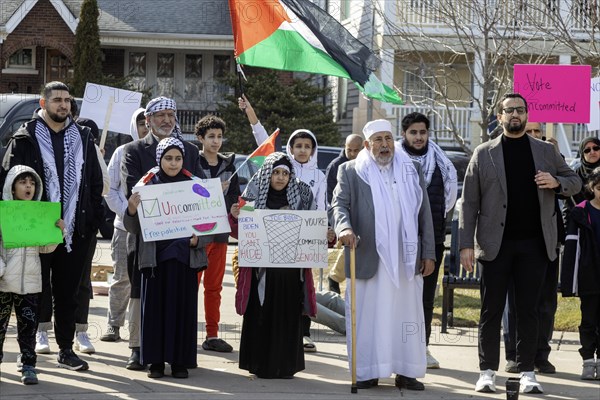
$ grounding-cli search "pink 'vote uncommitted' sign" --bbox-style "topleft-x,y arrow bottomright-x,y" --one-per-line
513,64 -> 591,123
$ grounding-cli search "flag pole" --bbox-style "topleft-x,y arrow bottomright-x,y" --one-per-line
349,245 -> 357,394
236,63 -> 246,98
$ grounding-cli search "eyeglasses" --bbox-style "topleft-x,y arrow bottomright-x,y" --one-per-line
583,145 -> 600,154
502,107 -> 527,115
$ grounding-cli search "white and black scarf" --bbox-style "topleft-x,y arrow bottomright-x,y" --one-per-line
400,139 -> 458,215
244,152 -> 314,211
35,114 -> 83,252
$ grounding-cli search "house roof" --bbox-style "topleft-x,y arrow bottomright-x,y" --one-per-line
1,0 -> 233,36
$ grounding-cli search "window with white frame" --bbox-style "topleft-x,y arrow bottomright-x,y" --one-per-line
212,55 -> 232,101
128,52 -> 146,91
156,53 -> 175,97
402,67 -> 433,104
3,48 -> 37,74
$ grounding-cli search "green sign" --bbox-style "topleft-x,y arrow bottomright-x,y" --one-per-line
0,201 -> 63,248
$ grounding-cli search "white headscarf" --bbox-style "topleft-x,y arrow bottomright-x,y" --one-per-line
129,108 -> 145,140
355,142 -> 422,284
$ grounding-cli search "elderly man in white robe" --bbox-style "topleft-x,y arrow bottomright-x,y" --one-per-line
332,119 -> 436,391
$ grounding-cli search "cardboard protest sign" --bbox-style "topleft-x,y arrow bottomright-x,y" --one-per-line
0,201 -> 62,248
134,178 -> 229,242
78,83 -> 143,148
237,209 -> 328,268
514,64 -> 591,123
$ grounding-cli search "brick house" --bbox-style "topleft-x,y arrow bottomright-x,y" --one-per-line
0,0 -> 236,130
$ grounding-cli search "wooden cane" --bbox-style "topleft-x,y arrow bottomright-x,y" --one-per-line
350,245 -> 357,393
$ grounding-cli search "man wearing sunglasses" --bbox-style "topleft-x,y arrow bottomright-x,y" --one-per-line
459,93 -> 581,394
502,121 -> 566,376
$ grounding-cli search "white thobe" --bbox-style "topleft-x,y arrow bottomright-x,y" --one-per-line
345,164 -> 426,381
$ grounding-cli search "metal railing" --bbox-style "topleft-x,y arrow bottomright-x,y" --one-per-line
389,105 -> 473,148
572,123 -> 595,148
395,0 -> 599,37
389,105 -> 597,153
177,109 -> 222,135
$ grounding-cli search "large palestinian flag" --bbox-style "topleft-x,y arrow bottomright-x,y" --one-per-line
228,0 -> 402,104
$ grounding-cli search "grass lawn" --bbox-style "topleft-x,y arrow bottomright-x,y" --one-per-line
316,257 -> 582,332
431,288 -> 582,332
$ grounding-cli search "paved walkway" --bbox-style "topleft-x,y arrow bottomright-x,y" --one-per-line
0,241 -> 598,399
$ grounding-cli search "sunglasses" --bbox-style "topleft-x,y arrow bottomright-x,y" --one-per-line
583,145 -> 600,154
502,107 -> 527,115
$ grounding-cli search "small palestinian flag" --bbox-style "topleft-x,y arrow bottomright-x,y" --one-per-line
247,128 -> 280,168
228,0 -> 402,104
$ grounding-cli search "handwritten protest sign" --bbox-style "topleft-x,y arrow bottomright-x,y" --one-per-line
78,83 -> 142,137
238,209 -> 328,268
514,64 -> 591,123
0,201 -> 62,248
134,178 -> 229,242
588,77 -> 600,132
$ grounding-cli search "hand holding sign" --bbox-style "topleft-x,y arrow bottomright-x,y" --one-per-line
0,201 -> 63,248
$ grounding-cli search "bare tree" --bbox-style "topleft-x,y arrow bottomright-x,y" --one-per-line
370,0 -> 598,151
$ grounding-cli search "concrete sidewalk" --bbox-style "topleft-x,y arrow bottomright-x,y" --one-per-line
0,242 -> 598,399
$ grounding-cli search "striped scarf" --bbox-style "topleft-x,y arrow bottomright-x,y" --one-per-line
35,117 -> 83,252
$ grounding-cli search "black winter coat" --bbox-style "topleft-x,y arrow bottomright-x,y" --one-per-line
0,116 -> 104,239
428,165 -> 447,245
561,201 -> 600,297
325,149 -> 348,206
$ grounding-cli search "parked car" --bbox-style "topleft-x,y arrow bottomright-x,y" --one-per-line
0,93 -> 132,239
316,146 -> 343,172
279,145 -> 343,173
233,154 -> 259,194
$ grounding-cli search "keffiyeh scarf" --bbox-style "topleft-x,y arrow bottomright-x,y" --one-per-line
401,139 -> 458,215
245,152 -> 314,211
155,137 -> 185,165
35,115 -> 83,252
144,96 -> 183,139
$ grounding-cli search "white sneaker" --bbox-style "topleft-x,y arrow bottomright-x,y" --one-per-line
74,332 -> 96,354
35,331 -> 51,354
426,347 -> 440,369
475,369 -> 496,392
520,371 -> 543,393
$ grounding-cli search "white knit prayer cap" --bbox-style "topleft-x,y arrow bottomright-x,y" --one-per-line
363,119 -> 392,140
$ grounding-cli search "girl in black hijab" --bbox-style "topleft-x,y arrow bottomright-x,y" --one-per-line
124,137 -> 210,379
234,152 -> 317,379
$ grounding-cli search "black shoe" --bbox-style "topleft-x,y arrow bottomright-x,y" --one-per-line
395,374 -> 425,391
147,363 -> 165,378
535,360 -> 556,374
505,360 -> 519,373
202,338 -> 233,353
356,378 -> 378,389
171,365 -> 189,379
57,348 -> 89,371
328,277 -> 341,294
100,326 -> 120,342
126,348 -> 146,371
